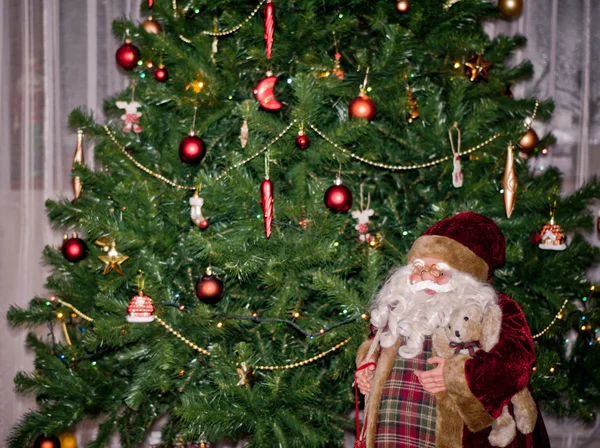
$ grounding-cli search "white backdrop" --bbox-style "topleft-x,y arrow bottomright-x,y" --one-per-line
1,0 -> 600,446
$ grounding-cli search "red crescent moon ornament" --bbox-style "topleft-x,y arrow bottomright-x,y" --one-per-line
264,0 -> 275,59
254,75 -> 283,111
261,178 -> 274,238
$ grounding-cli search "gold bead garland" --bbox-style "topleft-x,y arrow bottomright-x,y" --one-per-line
50,296 -> 94,322
532,298 -> 568,339
254,337 -> 351,371
154,316 -> 211,356
308,122 -> 501,171
179,0 -> 266,43
103,125 -> 196,191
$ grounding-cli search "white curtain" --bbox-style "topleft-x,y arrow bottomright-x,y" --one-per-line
1,1 -> 599,447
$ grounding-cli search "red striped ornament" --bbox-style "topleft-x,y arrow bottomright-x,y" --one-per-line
261,178 -> 274,238
264,0 -> 275,59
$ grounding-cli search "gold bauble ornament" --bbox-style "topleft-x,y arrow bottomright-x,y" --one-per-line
395,0 -> 410,13
518,128 -> 539,154
142,16 -> 162,34
498,0 -> 523,18
59,432 -> 78,448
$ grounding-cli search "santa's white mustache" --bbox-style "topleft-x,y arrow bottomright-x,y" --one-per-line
408,279 -> 453,293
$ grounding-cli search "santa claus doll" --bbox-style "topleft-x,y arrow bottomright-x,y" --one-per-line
355,212 -> 550,448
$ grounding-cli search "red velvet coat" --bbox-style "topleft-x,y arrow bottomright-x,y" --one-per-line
356,293 -> 551,448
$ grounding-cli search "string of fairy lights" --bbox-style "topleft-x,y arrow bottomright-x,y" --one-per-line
45,285 -> 595,378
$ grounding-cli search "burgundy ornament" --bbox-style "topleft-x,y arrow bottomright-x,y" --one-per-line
154,65 -> 168,82
179,134 -> 206,164
61,233 -> 88,263
324,177 -> 353,213
196,270 -> 224,305
115,40 -> 140,71
261,178 -> 274,238
295,133 -> 310,150
349,93 -> 376,121
33,434 -> 61,448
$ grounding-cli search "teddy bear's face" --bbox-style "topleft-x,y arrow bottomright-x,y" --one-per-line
444,305 -> 484,343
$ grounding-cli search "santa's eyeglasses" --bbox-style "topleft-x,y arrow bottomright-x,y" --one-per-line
411,260 -> 451,278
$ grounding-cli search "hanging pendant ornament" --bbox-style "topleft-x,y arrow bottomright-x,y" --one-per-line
96,239 -> 129,275
179,106 -> 206,164
351,185 -> 375,243
498,0 -> 523,18
254,72 -> 283,111
240,119 -> 249,148
142,16 -> 162,34
261,177 -> 274,238
33,434 -> 61,448
190,190 -> 209,230
196,267 -> 225,305
61,233 -> 88,263
538,210 -> 567,251
116,37 -> 140,71
127,271 -> 155,323
264,0 -> 275,59
395,0 -> 410,13
154,64 -> 168,82
464,54 -> 492,82
502,142 -> 518,218
211,17 -> 219,65
448,122 -> 463,188
331,32 -> 344,80
349,68 -> 376,121
518,127 -> 539,155
72,129 -> 85,201
406,85 -> 419,123
295,127 -> 310,150
325,176 -> 353,213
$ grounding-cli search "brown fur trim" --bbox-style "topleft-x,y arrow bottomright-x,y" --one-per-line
356,339 -> 378,367
488,405 -> 516,447
511,388 -> 538,434
480,302 -> 503,352
444,354 -> 494,432
436,391 -> 464,448
408,235 -> 489,282
365,338 -> 403,448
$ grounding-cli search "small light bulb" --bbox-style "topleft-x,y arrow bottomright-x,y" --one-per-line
581,325 -> 587,330
549,367 -> 555,373
361,313 -> 368,320
179,305 -> 185,311
532,366 -> 537,371
319,329 -> 325,334
92,361 -> 97,366
558,313 -> 563,319
454,62 -> 461,69
57,312 -> 64,319
293,312 -> 300,318
137,60 -> 143,66
252,312 -> 258,318
217,322 -> 223,328
146,61 -> 153,68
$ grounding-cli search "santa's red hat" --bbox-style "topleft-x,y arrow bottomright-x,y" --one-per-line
407,212 -> 505,281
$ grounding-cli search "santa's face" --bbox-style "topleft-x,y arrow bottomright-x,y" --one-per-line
408,257 -> 452,295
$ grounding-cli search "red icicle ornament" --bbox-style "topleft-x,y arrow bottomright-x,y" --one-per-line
147,0 -> 153,7
261,178 -> 274,238
264,0 -> 275,59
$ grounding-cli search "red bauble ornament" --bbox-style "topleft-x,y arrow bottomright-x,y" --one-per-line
115,40 -> 140,71
518,128 -> 539,154
179,134 -> 206,164
254,75 -> 283,111
154,65 -> 168,82
295,132 -> 310,150
196,270 -> 224,305
198,219 -> 209,230
324,177 -> 353,213
61,233 -> 88,263
142,17 -> 162,34
349,93 -> 376,121
33,435 -> 61,448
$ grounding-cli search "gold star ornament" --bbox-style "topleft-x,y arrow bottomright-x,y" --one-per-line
97,240 -> 129,275
464,54 -> 492,82
236,362 -> 254,387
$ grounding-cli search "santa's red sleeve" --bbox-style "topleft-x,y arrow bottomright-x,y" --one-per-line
443,293 -> 536,431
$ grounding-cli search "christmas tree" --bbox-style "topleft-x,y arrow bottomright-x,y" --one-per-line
7,0 -> 600,446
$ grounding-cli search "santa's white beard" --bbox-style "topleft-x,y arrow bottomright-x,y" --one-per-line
370,265 -> 497,359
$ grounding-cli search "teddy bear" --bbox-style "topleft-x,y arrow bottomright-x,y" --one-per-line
432,302 -> 538,447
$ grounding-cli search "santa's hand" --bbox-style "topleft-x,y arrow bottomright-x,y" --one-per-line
414,356 -> 447,393
355,359 -> 376,395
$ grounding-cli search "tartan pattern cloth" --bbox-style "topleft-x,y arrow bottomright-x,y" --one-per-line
375,337 -> 437,448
